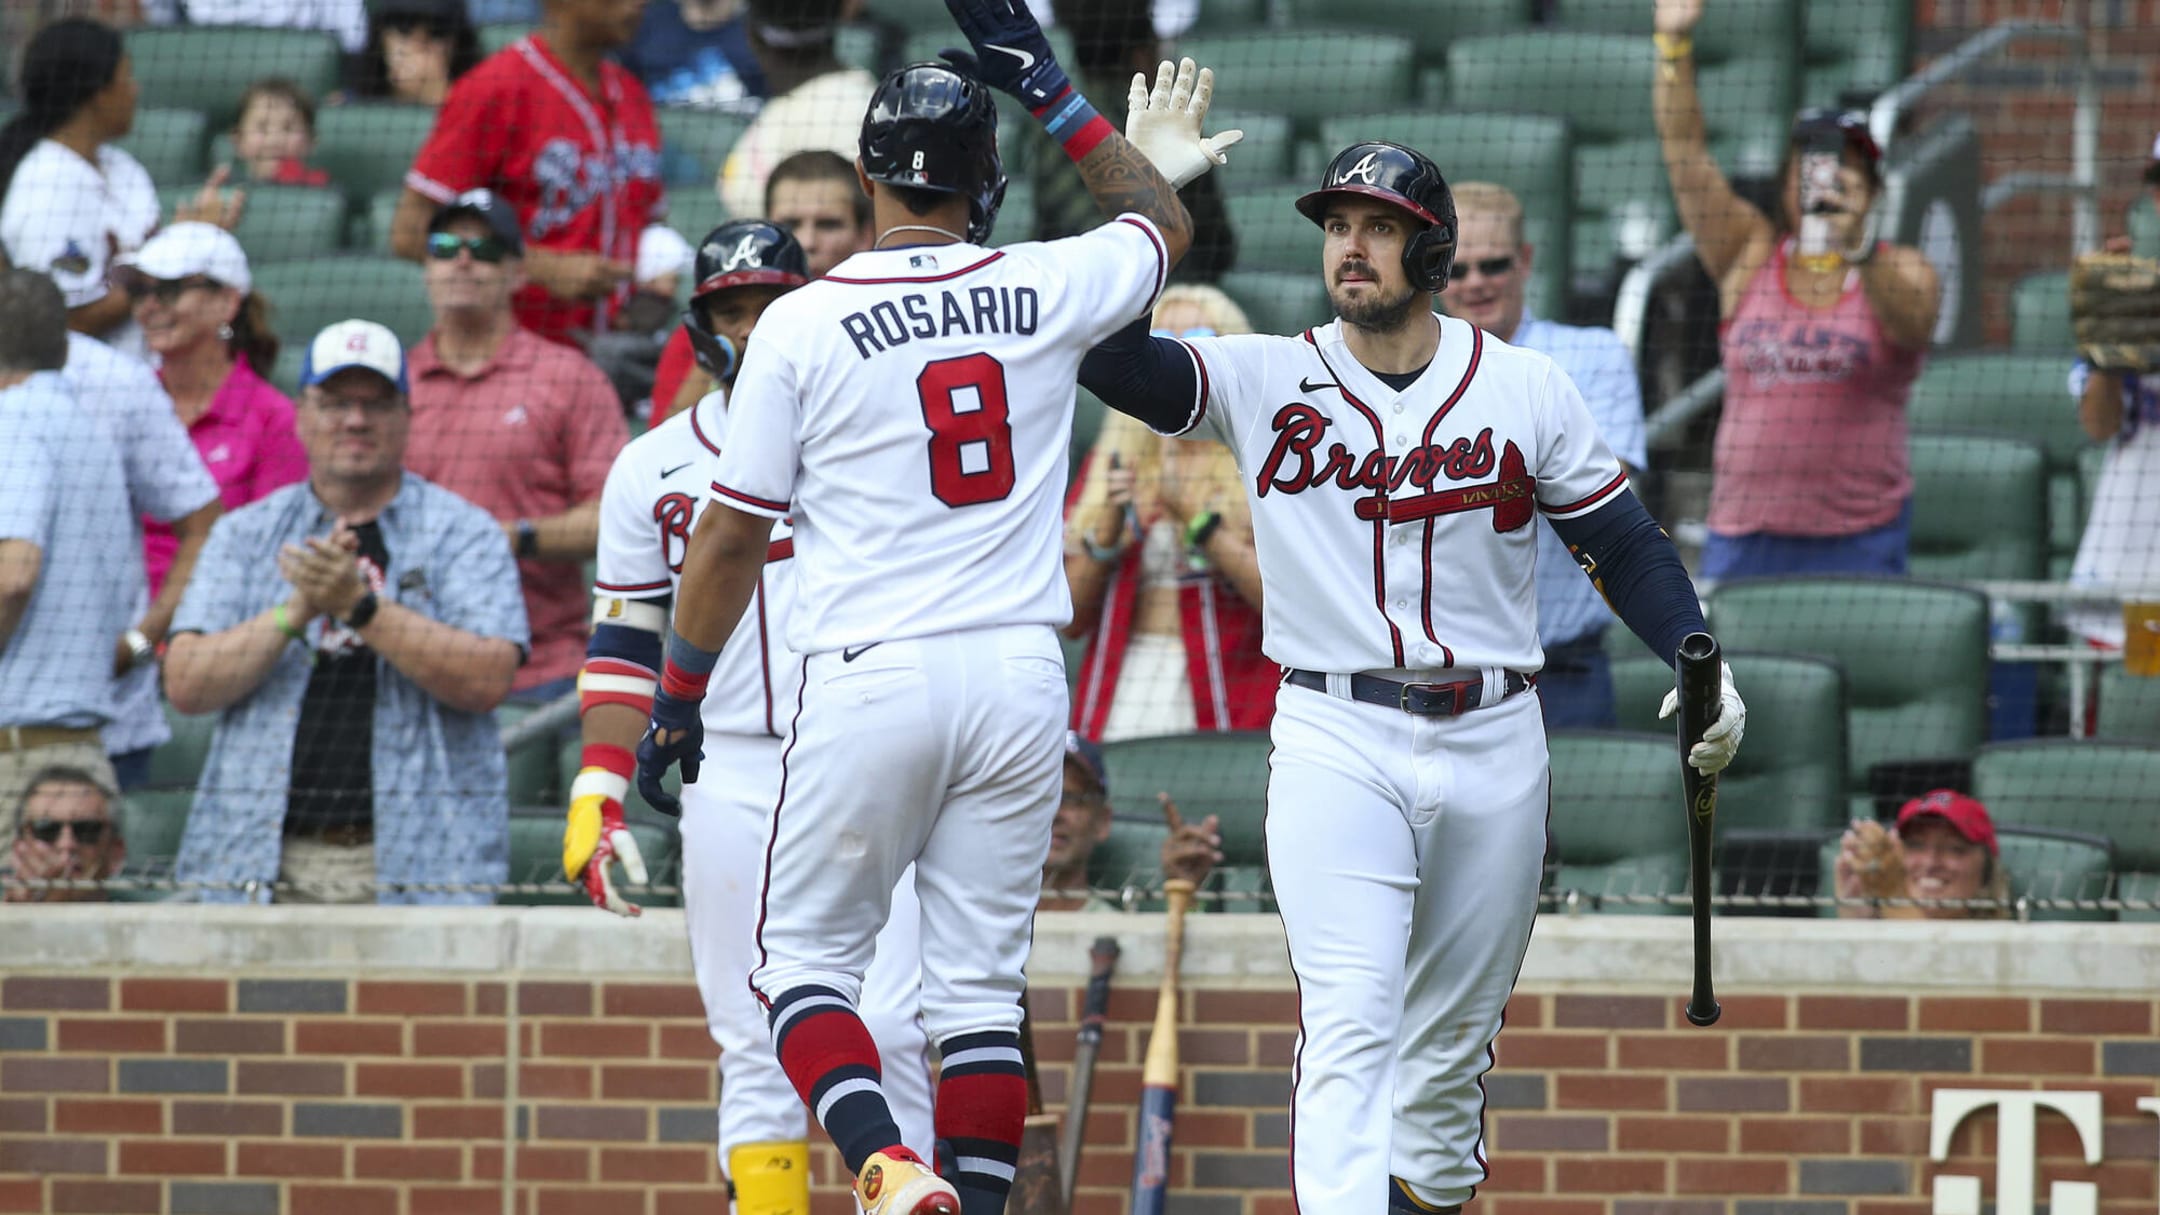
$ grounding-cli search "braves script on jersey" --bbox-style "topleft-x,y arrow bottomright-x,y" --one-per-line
1174,314 -> 1629,675
594,394 -> 794,738
708,216 -> 1169,654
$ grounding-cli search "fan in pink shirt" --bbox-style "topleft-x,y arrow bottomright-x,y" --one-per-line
116,223 -> 307,594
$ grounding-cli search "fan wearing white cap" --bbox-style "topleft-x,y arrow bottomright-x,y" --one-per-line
163,318 -> 531,905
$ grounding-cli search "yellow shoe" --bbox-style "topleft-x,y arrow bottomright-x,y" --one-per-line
855,1149 -> 960,1215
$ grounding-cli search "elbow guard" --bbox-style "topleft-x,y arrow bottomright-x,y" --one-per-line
582,596 -> 667,716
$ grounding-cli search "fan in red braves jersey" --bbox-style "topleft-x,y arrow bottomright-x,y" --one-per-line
1078,140 -> 1747,1214
390,0 -> 664,347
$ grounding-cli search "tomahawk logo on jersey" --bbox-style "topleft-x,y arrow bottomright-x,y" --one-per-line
593,394 -> 796,739
1170,313 -> 1629,675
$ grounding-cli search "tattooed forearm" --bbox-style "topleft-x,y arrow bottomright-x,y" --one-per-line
1075,131 -> 1194,265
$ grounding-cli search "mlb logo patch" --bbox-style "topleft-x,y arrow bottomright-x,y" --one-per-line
910,253 -> 937,270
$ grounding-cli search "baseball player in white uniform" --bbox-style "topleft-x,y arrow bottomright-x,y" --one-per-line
565,220 -> 935,1215
1078,142 -> 1747,1214
636,4 -> 1238,1210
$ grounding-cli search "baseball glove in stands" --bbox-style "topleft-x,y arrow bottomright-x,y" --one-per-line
2071,252 -> 2160,373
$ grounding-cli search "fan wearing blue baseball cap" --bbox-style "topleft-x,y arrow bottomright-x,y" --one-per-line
161,318 -> 534,905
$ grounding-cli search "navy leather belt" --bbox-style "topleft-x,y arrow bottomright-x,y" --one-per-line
1285,669 -> 1534,717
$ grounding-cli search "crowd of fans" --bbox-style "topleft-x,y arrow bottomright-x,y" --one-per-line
0,0 -> 2148,911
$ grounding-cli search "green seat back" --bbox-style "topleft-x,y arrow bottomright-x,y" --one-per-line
1208,111 -> 1295,192
1179,33 -> 1414,133
116,107 -> 208,185
1285,0 -> 1530,57
1187,0 -> 1271,34
2011,271 -> 2071,354
987,178 -> 1034,248
659,107 -> 752,189
2119,870 -> 2160,923
1221,269 -> 1331,336
1088,816 -> 1170,898
360,187 -> 405,252
502,810 -> 679,907
1316,111 -> 1571,315
1801,0 -> 1913,108
2132,197 -> 2160,259
315,104 -> 439,204
1547,730 -> 1689,914
497,703 -> 559,807
666,191 -> 733,247
1908,434 -> 2046,583
479,23 -> 533,56
1707,577 -> 1989,790
1099,731 -> 1272,868
1449,33 -> 1648,144
1972,739 -> 2160,871
554,736 -> 679,821
149,705 -> 220,789
120,788 -> 194,878
159,184 -> 348,266
2096,665 -> 2160,744
128,28 -> 343,129
1558,0 -> 1803,119
1609,652 -> 1848,834
1225,183 -> 1318,274
1814,825 -> 2112,921
865,0 -> 955,25
253,255 -> 434,348
1905,352 -> 2092,568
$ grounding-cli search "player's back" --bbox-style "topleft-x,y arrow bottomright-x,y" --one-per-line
710,218 -> 1169,655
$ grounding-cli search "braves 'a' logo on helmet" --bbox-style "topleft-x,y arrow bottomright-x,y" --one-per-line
1335,152 -> 1382,186
720,232 -> 764,273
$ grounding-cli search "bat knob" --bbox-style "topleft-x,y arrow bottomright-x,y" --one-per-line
1685,1001 -> 1722,1027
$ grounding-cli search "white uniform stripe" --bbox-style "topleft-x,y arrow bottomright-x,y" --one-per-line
813,1075 -> 885,1125
592,598 -> 669,631
579,672 -> 658,696
953,1157 -> 1018,1182
939,1045 -> 1021,1070
771,992 -> 851,1036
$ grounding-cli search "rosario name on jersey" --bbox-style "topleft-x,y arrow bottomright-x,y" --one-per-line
708,215 -> 1170,657
593,393 -> 797,739
1176,314 -> 1630,676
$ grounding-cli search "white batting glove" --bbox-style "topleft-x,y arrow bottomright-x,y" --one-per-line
1125,58 -> 1243,188
1658,660 -> 1747,775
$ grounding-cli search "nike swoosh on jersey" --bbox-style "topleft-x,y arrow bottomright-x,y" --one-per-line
1298,377 -> 1337,394
841,643 -> 882,663
987,42 -> 1037,69
660,462 -> 693,478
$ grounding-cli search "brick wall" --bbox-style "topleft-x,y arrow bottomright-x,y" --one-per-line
1,912 -> 2157,1215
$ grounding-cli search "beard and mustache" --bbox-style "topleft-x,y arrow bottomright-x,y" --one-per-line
1329,259 -> 1422,333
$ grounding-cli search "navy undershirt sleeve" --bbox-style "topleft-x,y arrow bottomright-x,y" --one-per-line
1078,313 -> 1203,433
1546,489 -> 1707,668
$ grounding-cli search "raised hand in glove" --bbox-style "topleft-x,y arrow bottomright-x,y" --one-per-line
2069,251 -> 2160,375
1658,660 -> 1747,775
1125,58 -> 1243,188
563,753 -> 649,918
940,0 -> 1072,109
635,688 -> 703,817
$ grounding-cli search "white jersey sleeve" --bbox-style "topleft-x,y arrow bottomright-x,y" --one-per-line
1530,361 -> 1631,521
1032,214 -> 1171,346
708,343 -> 801,521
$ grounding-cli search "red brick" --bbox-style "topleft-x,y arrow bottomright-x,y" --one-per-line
296,1018 -> 401,1055
1487,1202 -> 1598,1215
3,977 -> 109,1012
509,1146 -> 591,1182
534,1104 -> 645,1142
0,1139 -> 107,1174
1553,995 -> 1667,1029
1684,995 -> 1787,1029
1164,1109 -> 1247,1148
0,1100 -> 43,1134
1497,1032 -> 1608,1069
118,979 -> 226,1013
54,1100 -> 160,1136
471,1063 -> 505,1099
235,1060 -> 344,1096
1256,1030 -> 1295,1067
1799,996 -> 1909,1030
355,1062 -> 464,1099
169,1101 -> 278,1137
2041,999 -> 2151,1035
1676,1157 -> 1791,1194
412,1104 -> 505,1141
1918,997 -> 2029,1033
1616,1033 -> 1729,1070
474,984 -> 506,1016
354,1145 -> 463,1181
1480,1156 -> 1547,1193
539,1022 -> 652,1059
54,1019 -> 165,1053
1193,990 -> 1300,1023
1800,1076 -> 1915,1114
656,1024 -> 721,1061
174,1017 -> 285,1055
1615,1115 -> 1731,1152
517,983 -> 593,1017
412,1021 -> 506,1057
601,1146 -> 714,1183
1861,1118 -> 1933,1156
1503,992 -> 1544,1028
656,1192 -> 719,1215
1,1058 -> 107,1093
1178,1028 -> 1254,1065
1738,1035 -> 1852,1071
517,1063 -> 594,1100
601,983 -> 705,1018
536,1187 -> 645,1215
411,1187 -> 501,1215
1495,1114 -> 1609,1151
1675,1077 -> 1788,1112
1555,1073 -> 1669,1110
49,1180 -> 158,1214
1982,1036 -> 2095,1074
0,1179 -> 40,1212
1741,1115 -> 1851,1154
1555,1157 -> 1664,1192
237,1141 -> 345,1178
117,1138 -> 225,1176
289,1185 -> 398,1215
601,1063 -> 713,1102
355,982 -> 468,1017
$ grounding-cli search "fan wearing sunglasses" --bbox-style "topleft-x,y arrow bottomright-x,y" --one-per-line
6,767 -> 124,903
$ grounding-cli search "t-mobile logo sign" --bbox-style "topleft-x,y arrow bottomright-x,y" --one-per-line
1929,1091 -> 2160,1214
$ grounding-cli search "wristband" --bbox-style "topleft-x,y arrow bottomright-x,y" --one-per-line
343,591 -> 380,631
123,628 -> 156,668
571,742 -> 636,806
515,518 -> 540,558
1033,86 -> 1115,163
660,632 -> 719,699
273,603 -> 306,643
1184,509 -> 1223,552
1653,33 -> 1693,60
1082,533 -> 1125,564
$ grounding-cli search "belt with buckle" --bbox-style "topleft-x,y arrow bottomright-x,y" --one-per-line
1285,669 -> 1535,717
286,822 -> 373,847
0,725 -> 100,752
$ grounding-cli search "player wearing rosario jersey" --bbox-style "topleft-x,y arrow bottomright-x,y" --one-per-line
1078,142 -> 1748,1214
563,220 -> 935,1215
635,1 -> 1241,1209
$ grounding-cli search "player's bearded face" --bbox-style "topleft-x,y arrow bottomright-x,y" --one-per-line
1324,207 -> 1421,333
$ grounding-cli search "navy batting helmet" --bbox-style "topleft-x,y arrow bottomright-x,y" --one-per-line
1296,141 -> 1458,293
859,63 -> 1007,245
683,220 -> 809,380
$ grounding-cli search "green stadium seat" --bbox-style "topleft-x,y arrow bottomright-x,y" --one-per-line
127,28 -> 343,130
659,107 -> 752,190
116,107 -> 209,186
1207,110 -> 1294,192
988,178 -> 1034,247
120,789 -> 193,878
1071,389 -> 1107,482
496,703 -> 560,807
149,703 -> 219,790
2011,271 -> 2072,354
1087,815 -> 1169,899
1610,652 -> 1848,835
1221,269 -> 1331,336
1100,731 -> 1273,911
1707,577 -> 1990,793
1284,0 -> 1529,58
1187,0 -> 1272,34
157,184 -> 348,266
1814,825 -> 2112,922
1224,183 -> 1317,274
1178,32 -> 1414,134
1418,67 -> 1449,109
1547,730 -> 1690,914
314,104 -> 438,205
1316,111 -> 1571,317
1558,0 -> 1804,121
554,735 -> 681,822
865,0 -> 953,27
1801,0 -> 1914,108
2096,665 -> 2160,744
2119,870 -> 2160,923
1570,137 -> 1674,282
1908,434 -> 2047,583
1971,738 -> 2160,872
2132,197 -> 2160,259
1904,353 -> 2093,573
357,187 -> 405,251
252,255 -> 434,348
479,23 -> 533,56
666,191 -> 732,246
503,809 -> 679,907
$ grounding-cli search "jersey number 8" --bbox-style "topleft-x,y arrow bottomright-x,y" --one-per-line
918,353 -> 1016,508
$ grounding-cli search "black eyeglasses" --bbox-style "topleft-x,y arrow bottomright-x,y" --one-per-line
1449,256 -> 1516,282
22,819 -> 107,846
123,275 -> 221,304
426,232 -> 510,264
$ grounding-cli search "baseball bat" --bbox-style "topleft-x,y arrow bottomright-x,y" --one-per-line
1129,879 -> 1194,1215
1059,936 -> 1120,1208
1012,991 -> 1067,1215
1675,631 -> 1724,1028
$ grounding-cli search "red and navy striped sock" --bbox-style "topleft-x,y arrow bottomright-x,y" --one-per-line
934,1029 -> 1028,1215
768,985 -> 902,1174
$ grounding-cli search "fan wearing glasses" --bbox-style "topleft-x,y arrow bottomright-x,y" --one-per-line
6,766 -> 124,903
1439,183 -> 1645,729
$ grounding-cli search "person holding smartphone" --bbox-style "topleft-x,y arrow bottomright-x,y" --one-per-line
1653,0 -> 1940,580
